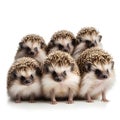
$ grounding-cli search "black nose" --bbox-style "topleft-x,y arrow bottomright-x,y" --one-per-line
25,80 -> 31,84
88,43 -> 95,48
30,51 -> 35,56
102,75 -> 108,79
63,49 -> 68,52
55,77 -> 62,82
90,43 -> 95,47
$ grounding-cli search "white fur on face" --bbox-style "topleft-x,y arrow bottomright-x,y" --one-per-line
82,34 -> 102,48
16,41 -> 47,63
8,69 -> 41,99
25,41 -> 39,50
54,38 -> 74,54
79,63 -> 115,98
42,66 -> 80,98
72,35 -> 102,60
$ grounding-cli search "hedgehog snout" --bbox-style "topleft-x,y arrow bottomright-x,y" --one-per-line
95,69 -> 108,80
63,48 -> 69,52
22,79 -> 33,85
28,50 -> 38,56
29,51 -> 35,56
86,41 -> 95,48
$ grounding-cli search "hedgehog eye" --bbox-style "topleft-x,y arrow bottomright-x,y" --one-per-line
30,75 -> 34,79
52,71 -> 58,77
34,47 -> 38,52
25,46 -> 31,51
85,40 -> 91,45
95,69 -> 102,76
58,44 -> 64,50
20,76 -> 26,81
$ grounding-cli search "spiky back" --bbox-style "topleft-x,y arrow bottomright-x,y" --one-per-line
77,48 -> 113,76
21,34 -> 45,44
76,27 -> 99,39
51,30 -> 75,40
45,51 -> 80,75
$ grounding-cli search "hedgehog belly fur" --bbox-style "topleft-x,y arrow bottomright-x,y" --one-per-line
79,71 -> 115,98
8,78 -> 41,99
42,72 -> 80,98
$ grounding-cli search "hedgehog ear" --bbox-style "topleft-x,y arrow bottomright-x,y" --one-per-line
98,35 -> 102,42
36,67 -> 42,77
41,42 -> 46,49
19,42 -> 24,49
46,40 -> 55,53
111,61 -> 114,69
50,39 -> 55,46
70,63 -> 74,71
84,62 -> 92,72
10,70 -> 17,80
44,63 -> 50,73
77,37 -> 82,43
72,39 -> 77,47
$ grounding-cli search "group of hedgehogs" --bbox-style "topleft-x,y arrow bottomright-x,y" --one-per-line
7,27 -> 115,104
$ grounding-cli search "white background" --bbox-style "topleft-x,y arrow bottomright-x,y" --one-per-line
0,0 -> 120,120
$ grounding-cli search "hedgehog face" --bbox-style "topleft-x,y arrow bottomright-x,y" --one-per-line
47,38 -> 76,54
84,61 -> 114,80
19,41 -> 46,58
44,63 -> 74,82
10,68 -> 41,86
72,35 -> 102,60
77,34 -> 102,50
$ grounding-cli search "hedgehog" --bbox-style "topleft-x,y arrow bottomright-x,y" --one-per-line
15,34 -> 47,64
7,57 -> 42,103
72,27 -> 102,60
47,30 -> 77,55
41,51 -> 80,104
77,47 -> 115,102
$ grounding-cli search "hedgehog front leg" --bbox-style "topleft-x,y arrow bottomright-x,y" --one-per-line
101,91 -> 109,102
86,93 -> 93,103
29,94 -> 35,103
50,89 -> 57,104
15,95 -> 21,103
67,88 -> 74,104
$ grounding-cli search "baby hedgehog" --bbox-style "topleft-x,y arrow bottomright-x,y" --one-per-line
15,34 -> 47,64
77,48 -> 115,102
42,51 -> 80,104
7,57 -> 42,103
72,27 -> 102,60
47,30 -> 76,55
